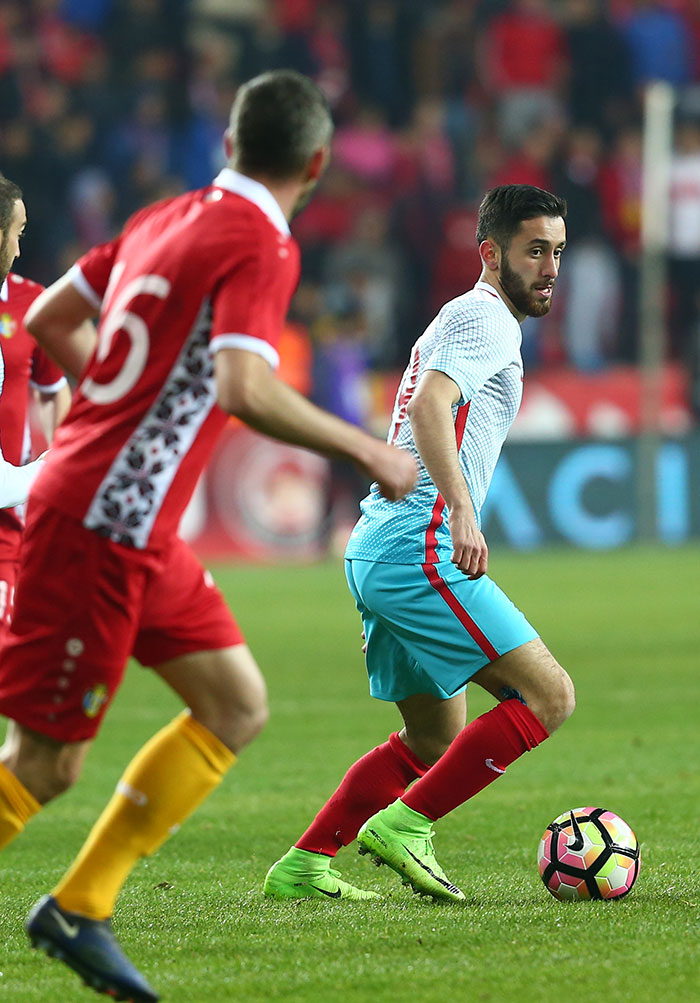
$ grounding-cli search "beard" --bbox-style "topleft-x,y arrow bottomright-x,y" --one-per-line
500,253 -> 553,318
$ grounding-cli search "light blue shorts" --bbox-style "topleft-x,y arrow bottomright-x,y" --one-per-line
344,559 -> 538,703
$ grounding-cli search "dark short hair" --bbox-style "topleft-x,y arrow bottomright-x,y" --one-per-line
476,185 -> 567,250
230,70 -> 333,180
0,175 -> 23,237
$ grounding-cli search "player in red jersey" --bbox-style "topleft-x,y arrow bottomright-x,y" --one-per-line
0,177 -> 71,640
0,71 -> 416,1003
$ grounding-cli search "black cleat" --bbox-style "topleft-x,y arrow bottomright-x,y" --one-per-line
26,895 -> 160,1002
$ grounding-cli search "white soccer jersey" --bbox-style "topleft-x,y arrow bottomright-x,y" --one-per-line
345,281 -> 524,564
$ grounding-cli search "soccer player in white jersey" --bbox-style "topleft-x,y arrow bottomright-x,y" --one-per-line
264,184 -> 575,902
0,71 -> 416,1002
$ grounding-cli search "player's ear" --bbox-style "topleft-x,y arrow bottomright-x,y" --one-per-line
305,146 -> 329,184
479,239 -> 500,272
223,128 -> 234,161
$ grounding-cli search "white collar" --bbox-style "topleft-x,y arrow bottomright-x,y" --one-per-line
0,278 -> 8,302
474,279 -> 503,302
211,168 -> 290,237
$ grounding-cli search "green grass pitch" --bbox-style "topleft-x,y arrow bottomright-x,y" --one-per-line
1,546 -> 698,1002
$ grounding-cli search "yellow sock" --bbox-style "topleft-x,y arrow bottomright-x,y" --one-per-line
0,761 -> 41,850
54,710 -> 235,919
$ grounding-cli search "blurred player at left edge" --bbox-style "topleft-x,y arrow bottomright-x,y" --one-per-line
0,176 -> 71,641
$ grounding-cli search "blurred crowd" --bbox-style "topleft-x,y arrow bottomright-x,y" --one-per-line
2,0 -> 700,404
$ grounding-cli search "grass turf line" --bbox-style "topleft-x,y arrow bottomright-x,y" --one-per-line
0,546 -> 698,1001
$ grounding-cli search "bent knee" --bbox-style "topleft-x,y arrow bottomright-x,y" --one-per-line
47,760 -> 83,799
7,747 -> 83,805
194,691 -> 269,754
241,698 -> 269,742
534,670 -> 575,735
401,728 -> 459,767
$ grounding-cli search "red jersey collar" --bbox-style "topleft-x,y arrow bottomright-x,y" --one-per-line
211,168 -> 290,238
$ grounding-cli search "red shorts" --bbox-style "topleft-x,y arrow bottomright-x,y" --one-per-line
0,504 -> 244,741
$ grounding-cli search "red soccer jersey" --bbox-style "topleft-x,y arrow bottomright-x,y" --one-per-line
33,169 -> 301,550
0,273 -> 67,560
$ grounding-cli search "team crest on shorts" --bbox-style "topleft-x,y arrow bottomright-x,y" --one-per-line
82,684 -> 109,719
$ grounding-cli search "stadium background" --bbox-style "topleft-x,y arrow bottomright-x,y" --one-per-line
1,5 -> 699,1003
3,0 -> 700,559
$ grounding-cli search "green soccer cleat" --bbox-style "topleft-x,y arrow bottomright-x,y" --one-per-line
263,846 -> 380,901
357,800 -> 465,902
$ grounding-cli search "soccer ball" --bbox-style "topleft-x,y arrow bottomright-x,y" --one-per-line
537,807 -> 641,901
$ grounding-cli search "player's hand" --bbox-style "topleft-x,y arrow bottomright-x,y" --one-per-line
362,442 -> 417,502
449,510 -> 488,579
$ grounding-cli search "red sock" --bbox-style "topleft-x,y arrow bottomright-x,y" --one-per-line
296,733 -> 428,856
402,700 -> 549,821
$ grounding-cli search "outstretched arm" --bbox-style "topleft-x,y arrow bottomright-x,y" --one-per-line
214,347 -> 417,502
